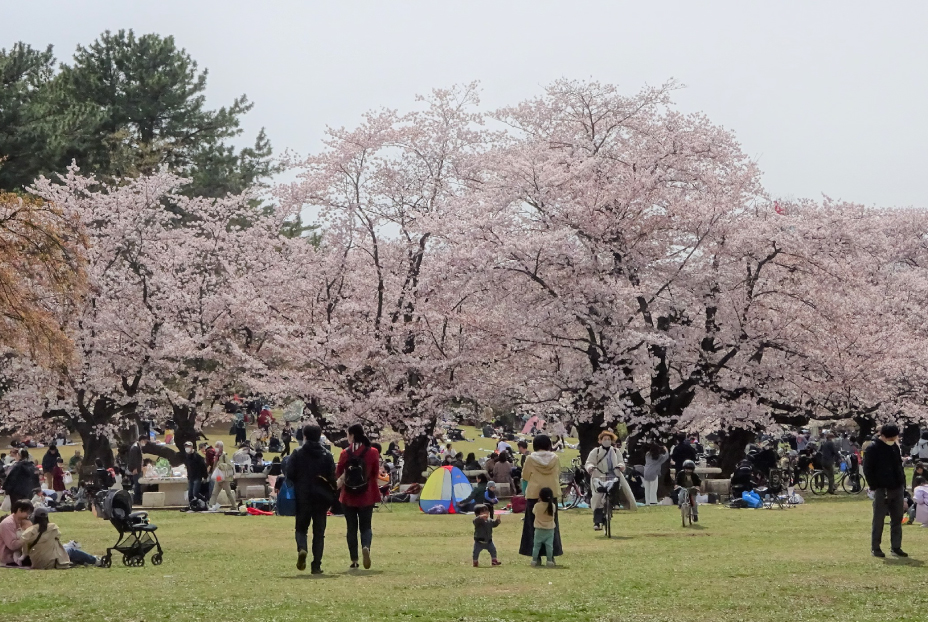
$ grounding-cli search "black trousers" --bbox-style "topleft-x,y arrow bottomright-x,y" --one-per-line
343,505 -> 374,562
295,500 -> 329,565
872,487 -> 904,551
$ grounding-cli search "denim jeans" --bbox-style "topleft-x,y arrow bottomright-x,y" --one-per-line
64,544 -> 97,565
473,540 -> 497,561
187,479 -> 202,503
343,505 -> 374,561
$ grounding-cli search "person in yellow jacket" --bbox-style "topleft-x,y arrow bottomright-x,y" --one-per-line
519,435 -> 562,559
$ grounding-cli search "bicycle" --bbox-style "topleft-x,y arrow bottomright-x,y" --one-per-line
594,479 -> 620,538
679,486 -> 697,527
560,458 -> 590,510
809,464 -> 866,495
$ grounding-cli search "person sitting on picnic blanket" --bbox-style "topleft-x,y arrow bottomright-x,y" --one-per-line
0,500 -> 33,566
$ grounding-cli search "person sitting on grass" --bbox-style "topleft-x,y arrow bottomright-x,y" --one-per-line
472,504 -> 501,567
21,507 -> 99,569
463,453 -> 482,472
0,500 -> 33,566
912,476 -> 928,527
675,459 -> 701,522
31,488 -> 51,509
459,473 -> 489,514
531,487 -> 557,568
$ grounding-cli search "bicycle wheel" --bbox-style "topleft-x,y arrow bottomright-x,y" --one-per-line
810,471 -> 827,495
604,501 -> 612,538
842,473 -> 866,494
560,483 -> 581,509
796,471 -> 809,491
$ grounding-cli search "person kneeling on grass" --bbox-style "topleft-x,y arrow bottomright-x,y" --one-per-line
532,487 -> 557,568
472,504 -> 501,567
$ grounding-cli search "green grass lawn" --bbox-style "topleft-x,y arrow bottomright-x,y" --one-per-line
0,496 -> 925,622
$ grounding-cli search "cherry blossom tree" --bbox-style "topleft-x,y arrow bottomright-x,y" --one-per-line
0,169 -> 284,475
272,85 -> 503,482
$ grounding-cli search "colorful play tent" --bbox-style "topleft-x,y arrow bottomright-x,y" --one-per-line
419,466 -> 473,514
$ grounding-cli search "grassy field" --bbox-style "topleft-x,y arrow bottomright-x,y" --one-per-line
4,427 -> 924,621
0,495 -> 925,622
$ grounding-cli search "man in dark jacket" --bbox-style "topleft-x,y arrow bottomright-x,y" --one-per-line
183,441 -> 208,506
127,436 -> 146,504
670,438 -> 697,473
5,450 -> 40,505
41,445 -> 59,489
820,433 -> 839,494
863,423 -> 907,558
285,425 -> 336,574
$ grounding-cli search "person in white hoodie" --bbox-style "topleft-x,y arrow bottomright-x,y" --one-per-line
519,435 -> 563,559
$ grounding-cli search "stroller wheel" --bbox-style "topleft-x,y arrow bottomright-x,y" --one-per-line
122,555 -> 131,566
133,556 -> 145,567
151,553 -> 163,566
100,555 -> 112,568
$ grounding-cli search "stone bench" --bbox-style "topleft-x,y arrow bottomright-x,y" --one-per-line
702,478 -> 731,496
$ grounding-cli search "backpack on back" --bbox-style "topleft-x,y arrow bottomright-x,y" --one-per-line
344,446 -> 370,493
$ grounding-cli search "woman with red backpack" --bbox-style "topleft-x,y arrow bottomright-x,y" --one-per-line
336,423 -> 381,570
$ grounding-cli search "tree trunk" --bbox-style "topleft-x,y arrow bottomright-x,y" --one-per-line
76,423 -> 114,484
854,416 -> 875,443
401,434 -> 430,485
575,420 -> 604,466
717,427 -> 756,477
172,405 -> 201,450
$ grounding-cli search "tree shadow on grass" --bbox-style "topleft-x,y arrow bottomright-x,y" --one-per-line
882,558 -> 924,567
338,569 -> 386,577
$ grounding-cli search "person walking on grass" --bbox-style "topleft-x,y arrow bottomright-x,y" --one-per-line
208,441 -> 236,511
472,504 -> 501,567
864,423 -> 907,558
531,487 -> 557,568
336,423 -> 381,570
286,424 -> 336,574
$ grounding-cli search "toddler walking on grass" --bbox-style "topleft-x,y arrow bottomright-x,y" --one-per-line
472,504 -> 501,567
532,487 -> 557,567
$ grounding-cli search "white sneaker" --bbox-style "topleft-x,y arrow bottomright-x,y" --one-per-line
210,504 -> 221,512
546,560 -> 556,568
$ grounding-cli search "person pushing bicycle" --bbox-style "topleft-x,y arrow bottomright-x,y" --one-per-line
585,430 -> 626,531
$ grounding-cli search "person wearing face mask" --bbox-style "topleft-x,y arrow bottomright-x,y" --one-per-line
184,441 -> 208,507
127,435 -> 147,505
585,430 -> 628,531
863,423 -> 907,558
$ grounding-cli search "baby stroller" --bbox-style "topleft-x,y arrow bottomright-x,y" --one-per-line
96,489 -> 164,567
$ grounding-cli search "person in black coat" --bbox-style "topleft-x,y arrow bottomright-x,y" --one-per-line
127,436 -> 146,504
183,441 -> 208,505
670,438 -> 697,473
863,423 -> 907,558
285,424 -> 336,574
5,450 -> 40,506
41,445 -> 59,489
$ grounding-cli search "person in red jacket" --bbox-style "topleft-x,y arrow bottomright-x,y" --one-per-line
335,424 -> 381,570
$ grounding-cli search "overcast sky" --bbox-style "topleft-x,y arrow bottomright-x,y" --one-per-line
4,1 -> 927,207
